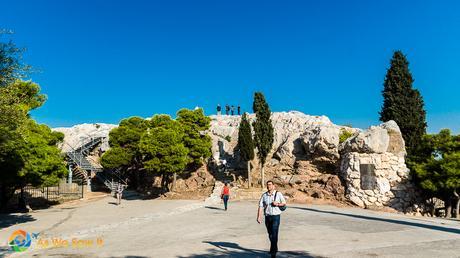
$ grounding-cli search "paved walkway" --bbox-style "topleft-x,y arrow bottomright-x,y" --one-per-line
1,195 -> 459,257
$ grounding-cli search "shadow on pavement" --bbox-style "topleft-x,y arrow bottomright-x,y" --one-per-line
292,207 -> 460,235
0,245 -> 11,257
178,241 -> 324,257
121,191 -> 144,201
0,213 -> 36,229
204,206 -> 224,211
111,256 -> 150,258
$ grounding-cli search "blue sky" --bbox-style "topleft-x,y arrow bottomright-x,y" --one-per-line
2,0 -> 459,133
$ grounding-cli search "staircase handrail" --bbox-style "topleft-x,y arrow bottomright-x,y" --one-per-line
75,135 -> 105,154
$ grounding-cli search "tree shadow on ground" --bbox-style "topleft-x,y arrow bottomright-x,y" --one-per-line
0,213 -> 36,229
178,241 -> 324,258
292,207 -> 460,235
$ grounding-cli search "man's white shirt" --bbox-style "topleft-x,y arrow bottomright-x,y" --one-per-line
259,191 -> 286,216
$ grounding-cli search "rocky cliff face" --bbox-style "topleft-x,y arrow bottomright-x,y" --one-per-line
54,112 -> 419,213
209,111 -> 418,212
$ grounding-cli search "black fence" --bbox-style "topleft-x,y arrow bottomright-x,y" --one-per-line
8,179 -> 85,209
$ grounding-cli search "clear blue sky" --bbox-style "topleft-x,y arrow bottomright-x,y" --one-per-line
3,0 -> 460,133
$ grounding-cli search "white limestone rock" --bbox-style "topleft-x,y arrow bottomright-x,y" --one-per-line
54,123 -> 117,152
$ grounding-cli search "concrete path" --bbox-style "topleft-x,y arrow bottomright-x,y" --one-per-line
1,195 -> 459,258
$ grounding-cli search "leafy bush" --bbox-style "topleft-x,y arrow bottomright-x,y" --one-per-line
339,129 -> 353,144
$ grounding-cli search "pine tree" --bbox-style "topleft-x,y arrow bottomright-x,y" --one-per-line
252,92 -> 274,187
237,113 -> 255,188
139,115 -> 189,192
176,108 -> 212,168
411,129 -> 460,218
379,50 -> 427,156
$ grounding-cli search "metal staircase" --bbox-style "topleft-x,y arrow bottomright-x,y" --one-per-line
64,136 -> 125,191
95,168 -> 127,194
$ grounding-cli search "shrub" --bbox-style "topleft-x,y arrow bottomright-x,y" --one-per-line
339,129 -> 353,144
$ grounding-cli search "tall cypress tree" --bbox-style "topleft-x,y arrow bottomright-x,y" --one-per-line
253,92 -> 274,187
379,51 -> 427,156
237,113 -> 255,188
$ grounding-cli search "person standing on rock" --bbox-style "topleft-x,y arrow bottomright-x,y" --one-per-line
257,180 -> 286,258
225,104 -> 230,115
221,182 -> 230,211
237,105 -> 241,115
217,104 -> 221,116
231,105 -> 235,115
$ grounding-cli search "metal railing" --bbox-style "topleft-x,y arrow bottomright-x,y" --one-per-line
8,179 -> 85,207
62,136 -> 131,192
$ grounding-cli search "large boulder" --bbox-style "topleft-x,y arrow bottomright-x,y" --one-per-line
300,125 -> 341,162
339,120 -> 406,157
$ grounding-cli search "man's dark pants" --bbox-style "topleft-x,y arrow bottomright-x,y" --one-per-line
265,214 -> 280,255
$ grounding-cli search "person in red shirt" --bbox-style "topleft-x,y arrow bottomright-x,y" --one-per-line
221,183 -> 230,211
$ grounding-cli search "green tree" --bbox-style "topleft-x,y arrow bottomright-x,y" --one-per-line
0,81 -> 65,211
237,113 -> 255,188
17,120 -> 67,186
0,34 -> 65,211
0,80 -> 44,134
0,31 -> 30,87
252,92 -> 274,187
411,129 -> 460,218
101,116 -> 147,180
379,50 -> 427,156
0,130 -> 24,210
140,115 -> 188,191
176,108 -> 212,168
100,147 -> 133,170
102,110 -> 212,191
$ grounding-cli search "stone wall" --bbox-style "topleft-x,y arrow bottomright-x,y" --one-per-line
340,152 -> 417,210
338,120 -> 419,212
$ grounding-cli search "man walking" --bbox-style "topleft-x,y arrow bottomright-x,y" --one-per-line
116,183 -> 124,205
257,180 -> 286,257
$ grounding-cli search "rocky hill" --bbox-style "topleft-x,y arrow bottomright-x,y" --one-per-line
208,111 -> 419,213
54,111 -> 422,214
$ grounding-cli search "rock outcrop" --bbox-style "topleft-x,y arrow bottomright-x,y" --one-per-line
209,112 -> 417,212
54,123 -> 117,152
55,112 -> 419,213
209,111 -> 359,170
338,121 -> 416,211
